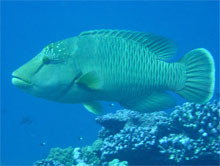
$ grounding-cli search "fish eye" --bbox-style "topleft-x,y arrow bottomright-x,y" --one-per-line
42,56 -> 50,64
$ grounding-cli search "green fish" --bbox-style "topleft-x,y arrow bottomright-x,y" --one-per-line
12,30 -> 215,114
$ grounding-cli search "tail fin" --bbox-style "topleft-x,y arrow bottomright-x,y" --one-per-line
177,48 -> 215,103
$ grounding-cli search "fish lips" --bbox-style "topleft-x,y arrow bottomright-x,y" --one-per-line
12,74 -> 32,89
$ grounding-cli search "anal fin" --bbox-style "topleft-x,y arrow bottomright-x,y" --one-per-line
120,92 -> 176,112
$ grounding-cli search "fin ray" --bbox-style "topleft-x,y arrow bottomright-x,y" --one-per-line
176,48 -> 215,103
76,71 -> 102,90
80,29 -> 176,61
83,101 -> 103,115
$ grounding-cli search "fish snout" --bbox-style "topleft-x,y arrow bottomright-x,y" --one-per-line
12,70 -> 32,89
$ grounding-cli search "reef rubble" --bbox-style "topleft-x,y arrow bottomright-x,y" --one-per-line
33,100 -> 220,166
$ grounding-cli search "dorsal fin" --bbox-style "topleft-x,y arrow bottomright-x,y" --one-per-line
79,29 -> 177,61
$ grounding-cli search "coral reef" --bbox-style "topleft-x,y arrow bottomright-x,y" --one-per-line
100,126 -> 157,162
97,100 -> 219,165
33,100 -> 220,165
97,110 -> 170,165
108,159 -> 128,166
171,102 -> 219,137
33,159 -> 64,166
47,147 -> 74,166
97,110 -> 171,142
159,101 -> 220,164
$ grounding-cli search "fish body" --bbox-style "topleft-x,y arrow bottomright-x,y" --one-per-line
12,30 -> 215,114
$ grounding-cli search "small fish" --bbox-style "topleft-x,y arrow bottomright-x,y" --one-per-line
11,30 -> 215,114
20,116 -> 33,125
40,141 -> 46,146
77,136 -> 83,141
109,103 -> 115,107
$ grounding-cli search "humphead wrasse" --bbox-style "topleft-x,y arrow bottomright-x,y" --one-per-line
12,30 -> 215,114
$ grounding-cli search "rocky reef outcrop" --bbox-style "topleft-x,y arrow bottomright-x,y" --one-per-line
33,100 -> 220,166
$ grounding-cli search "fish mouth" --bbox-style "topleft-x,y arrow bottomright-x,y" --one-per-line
12,75 -> 31,88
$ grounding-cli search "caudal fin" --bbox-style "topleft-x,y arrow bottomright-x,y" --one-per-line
177,48 -> 215,103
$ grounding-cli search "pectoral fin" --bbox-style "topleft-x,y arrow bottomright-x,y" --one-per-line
76,71 -> 102,90
83,101 -> 103,115
121,92 -> 176,112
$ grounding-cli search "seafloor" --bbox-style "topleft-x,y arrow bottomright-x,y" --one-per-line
33,100 -> 220,166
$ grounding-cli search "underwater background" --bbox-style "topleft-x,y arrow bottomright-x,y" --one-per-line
1,0 -> 219,165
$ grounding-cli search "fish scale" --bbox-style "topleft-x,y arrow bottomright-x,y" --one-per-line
79,33 -> 180,102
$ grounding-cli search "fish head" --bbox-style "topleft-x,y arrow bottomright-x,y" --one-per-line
12,37 -> 83,101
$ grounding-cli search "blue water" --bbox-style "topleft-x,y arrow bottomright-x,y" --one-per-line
1,1 -> 219,165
